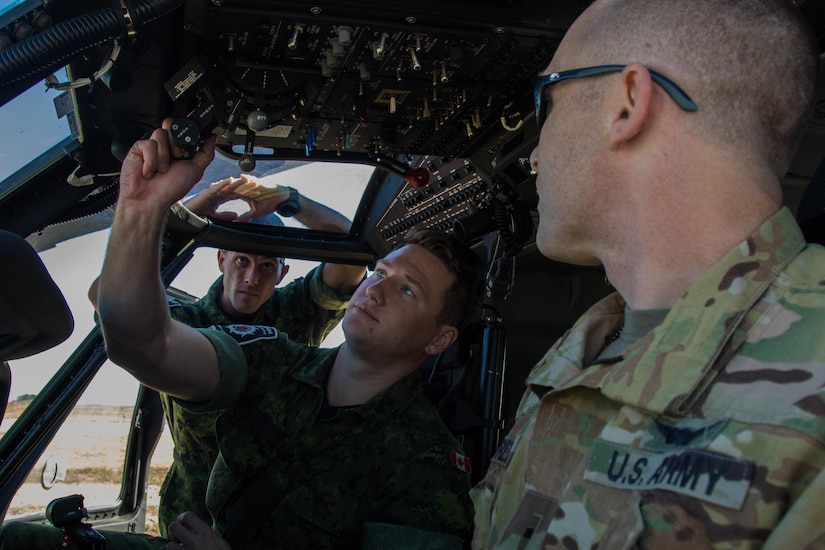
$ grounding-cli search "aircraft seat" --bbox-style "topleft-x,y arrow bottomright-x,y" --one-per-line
0,230 -> 74,422
797,155 -> 825,246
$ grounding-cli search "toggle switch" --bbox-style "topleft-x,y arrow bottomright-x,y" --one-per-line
288,25 -> 304,50
409,47 -> 421,71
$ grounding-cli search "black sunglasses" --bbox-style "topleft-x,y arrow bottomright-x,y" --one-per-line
534,64 -> 698,129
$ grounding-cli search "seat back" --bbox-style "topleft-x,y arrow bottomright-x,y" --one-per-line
797,155 -> 825,246
0,230 -> 74,423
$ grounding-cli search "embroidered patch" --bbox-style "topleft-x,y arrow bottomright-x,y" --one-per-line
166,296 -> 183,308
450,450 -> 472,473
210,324 -> 279,345
491,434 -> 520,468
642,417 -> 729,452
584,439 -> 753,509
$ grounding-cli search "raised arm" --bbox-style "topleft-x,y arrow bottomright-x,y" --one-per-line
289,192 -> 366,295
97,126 -> 221,403
215,177 -> 366,295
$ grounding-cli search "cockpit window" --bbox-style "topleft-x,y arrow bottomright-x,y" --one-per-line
0,68 -> 72,195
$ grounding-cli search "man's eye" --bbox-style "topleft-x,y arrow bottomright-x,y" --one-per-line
374,268 -> 386,278
261,264 -> 275,272
403,287 -> 415,297
235,257 -> 249,266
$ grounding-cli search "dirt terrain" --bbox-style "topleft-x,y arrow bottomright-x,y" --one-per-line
1,400 -> 174,536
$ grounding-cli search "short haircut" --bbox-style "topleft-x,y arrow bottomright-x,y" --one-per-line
400,227 -> 484,330
576,0 -> 819,176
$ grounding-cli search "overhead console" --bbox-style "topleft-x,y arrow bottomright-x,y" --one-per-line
165,0 -> 573,171
119,0 -> 573,256
0,0 -> 580,257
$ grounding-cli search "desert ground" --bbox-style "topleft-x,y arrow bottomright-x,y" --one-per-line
1,400 -> 174,536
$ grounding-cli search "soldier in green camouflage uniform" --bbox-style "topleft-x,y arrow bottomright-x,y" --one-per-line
0,124 -> 484,548
0,308 -> 475,549
471,0 -> 824,547
177,321 -> 474,548
159,265 -> 351,534
84,176 -> 364,536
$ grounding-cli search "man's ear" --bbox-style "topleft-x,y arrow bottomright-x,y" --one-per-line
276,264 -> 290,285
217,249 -> 227,273
608,63 -> 653,150
425,325 -> 459,356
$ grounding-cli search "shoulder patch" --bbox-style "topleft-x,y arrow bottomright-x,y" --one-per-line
166,296 -> 183,308
584,438 -> 753,509
491,434 -> 520,468
450,450 -> 472,473
210,324 -> 279,345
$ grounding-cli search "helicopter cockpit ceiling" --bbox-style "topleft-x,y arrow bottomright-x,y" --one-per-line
0,0 -> 824,261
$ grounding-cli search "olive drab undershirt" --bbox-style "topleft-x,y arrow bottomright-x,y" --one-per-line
472,207 -> 825,549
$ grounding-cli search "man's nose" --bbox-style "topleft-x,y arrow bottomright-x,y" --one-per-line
364,277 -> 386,304
244,267 -> 260,286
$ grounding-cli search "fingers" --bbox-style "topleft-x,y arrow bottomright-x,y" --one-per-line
158,117 -> 189,161
166,511 -> 231,550
209,177 -> 235,191
216,176 -> 250,196
210,210 -> 241,221
234,210 -> 259,222
159,116 -> 214,163
193,133 -> 217,169
232,179 -> 261,199
167,511 -> 203,541
254,186 -> 291,202
134,124 -> 202,180
166,519 -> 185,544
146,127 -> 172,178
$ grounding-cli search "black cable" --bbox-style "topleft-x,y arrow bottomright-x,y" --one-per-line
0,0 -> 183,89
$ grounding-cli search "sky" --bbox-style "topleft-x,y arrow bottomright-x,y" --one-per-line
1,76 -> 375,405
0,73 -> 71,184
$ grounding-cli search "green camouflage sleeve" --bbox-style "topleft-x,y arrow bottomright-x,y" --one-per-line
263,265 -> 351,346
178,327 -> 250,413
0,522 -> 168,549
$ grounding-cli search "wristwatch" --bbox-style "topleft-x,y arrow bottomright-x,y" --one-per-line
276,187 -> 300,217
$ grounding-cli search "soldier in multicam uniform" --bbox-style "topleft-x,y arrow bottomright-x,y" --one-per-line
471,0 -> 825,548
0,123 -> 481,548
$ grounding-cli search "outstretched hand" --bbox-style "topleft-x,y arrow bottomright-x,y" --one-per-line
186,174 -> 292,222
166,511 -> 231,550
118,120 -> 216,214
234,183 -> 292,222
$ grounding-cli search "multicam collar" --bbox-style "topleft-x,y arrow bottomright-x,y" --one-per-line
528,207 -> 806,415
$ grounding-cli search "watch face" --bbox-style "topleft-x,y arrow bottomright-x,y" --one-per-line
277,188 -> 300,217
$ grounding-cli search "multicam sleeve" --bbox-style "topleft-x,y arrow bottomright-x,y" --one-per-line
763,464 -> 825,547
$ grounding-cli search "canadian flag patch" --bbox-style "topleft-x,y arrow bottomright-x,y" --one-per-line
450,451 -> 472,473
